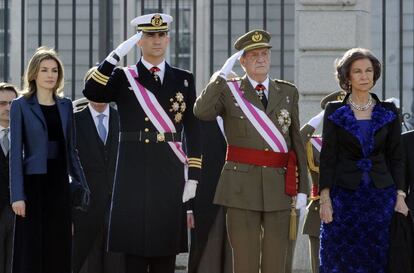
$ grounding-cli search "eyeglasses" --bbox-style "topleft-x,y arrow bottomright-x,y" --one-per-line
0,101 -> 12,106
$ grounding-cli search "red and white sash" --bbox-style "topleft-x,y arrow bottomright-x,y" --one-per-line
123,66 -> 188,165
227,80 -> 288,153
310,137 -> 322,152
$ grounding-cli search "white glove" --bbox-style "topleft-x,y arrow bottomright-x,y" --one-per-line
218,50 -> 244,79
182,179 -> 198,202
307,110 -> 325,129
295,193 -> 307,210
105,32 -> 143,65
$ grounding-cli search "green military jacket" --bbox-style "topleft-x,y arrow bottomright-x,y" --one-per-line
300,124 -> 321,237
194,75 -> 309,211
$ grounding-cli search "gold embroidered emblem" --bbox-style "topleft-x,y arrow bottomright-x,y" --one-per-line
252,32 -> 263,42
151,14 -> 163,27
175,92 -> 184,102
174,112 -> 183,123
180,102 -> 186,112
172,102 -> 180,111
169,92 -> 186,123
277,109 -> 291,134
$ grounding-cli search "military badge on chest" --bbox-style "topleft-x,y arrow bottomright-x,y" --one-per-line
277,109 -> 291,134
169,92 -> 186,123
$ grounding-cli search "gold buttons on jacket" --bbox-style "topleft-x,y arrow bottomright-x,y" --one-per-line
264,148 -> 269,151
144,117 -> 149,122
240,116 -> 244,119
145,139 -> 149,143
233,166 -> 237,170
144,128 -> 149,132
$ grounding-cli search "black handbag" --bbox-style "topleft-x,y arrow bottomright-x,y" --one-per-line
387,211 -> 414,273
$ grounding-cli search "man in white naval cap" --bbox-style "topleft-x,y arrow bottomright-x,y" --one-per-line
83,13 -> 201,273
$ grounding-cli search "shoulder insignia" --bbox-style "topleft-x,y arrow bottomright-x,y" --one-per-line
274,79 -> 296,88
227,76 -> 242,82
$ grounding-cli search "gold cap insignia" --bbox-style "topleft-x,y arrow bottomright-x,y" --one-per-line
151,14 -> 163,27
252,32 -> 263,42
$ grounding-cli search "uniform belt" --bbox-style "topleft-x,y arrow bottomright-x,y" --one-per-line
226,145 -> 298,196
120,131 -> 182,143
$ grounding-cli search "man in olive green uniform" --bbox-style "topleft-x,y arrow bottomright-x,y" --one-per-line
301,91 -> 346,273
194,30 -> 309,273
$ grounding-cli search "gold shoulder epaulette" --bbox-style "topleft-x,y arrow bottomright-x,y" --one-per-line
227,77 -> 242,82
274,79 -> 296,88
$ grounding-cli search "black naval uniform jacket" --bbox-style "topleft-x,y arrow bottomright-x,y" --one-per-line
83,60 -> 201,257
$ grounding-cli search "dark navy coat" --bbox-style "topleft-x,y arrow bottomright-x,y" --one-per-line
83,60 -> 201,256
9,95 -> 86,203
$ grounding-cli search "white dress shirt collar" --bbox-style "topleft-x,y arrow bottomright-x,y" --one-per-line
88,103 -> 109,118
141,57 -> 166,83
247,75 -> 270,99
247,75 -> 270,91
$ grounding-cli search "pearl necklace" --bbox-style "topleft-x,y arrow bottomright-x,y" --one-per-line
348,95 -> 373,111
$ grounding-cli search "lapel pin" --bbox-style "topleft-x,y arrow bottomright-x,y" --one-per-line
184,79 -> 188,87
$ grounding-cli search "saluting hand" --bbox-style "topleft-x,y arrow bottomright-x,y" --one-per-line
106,32 -> 143,64
218,50 -> 244,79
12,200 -> 26,218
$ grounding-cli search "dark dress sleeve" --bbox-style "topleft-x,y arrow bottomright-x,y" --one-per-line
319,103 -> 339,191
83,60 -> 122,103
384,103 -> 404,191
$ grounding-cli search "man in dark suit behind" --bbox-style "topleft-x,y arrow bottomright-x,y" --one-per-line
0,83 -> 18,273
188,118 -> 232,273
402,130 -> 414,220
72,97 -> 124,273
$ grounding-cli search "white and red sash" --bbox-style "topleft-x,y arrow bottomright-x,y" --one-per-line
310,136 -> 322,152
226,80 -> 288,153
123,66 -> 188,165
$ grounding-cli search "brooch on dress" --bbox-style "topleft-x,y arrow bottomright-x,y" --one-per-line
169,92 -> 186,123
277,109 -> 291,134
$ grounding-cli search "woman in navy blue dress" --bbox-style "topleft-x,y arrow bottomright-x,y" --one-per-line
9,47 -> 88,273
318,48 -> 409,272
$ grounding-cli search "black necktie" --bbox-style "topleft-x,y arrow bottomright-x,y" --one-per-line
255,84 -> 268,109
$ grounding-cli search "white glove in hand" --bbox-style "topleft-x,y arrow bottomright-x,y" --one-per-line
295,193 -> 307,210
307,110 -> 325,129
218,50 -> 244,79
182,179 -> 198,202
105,32 -> 143,65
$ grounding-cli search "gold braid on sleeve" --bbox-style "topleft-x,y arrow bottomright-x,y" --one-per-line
306,141 -> 319,174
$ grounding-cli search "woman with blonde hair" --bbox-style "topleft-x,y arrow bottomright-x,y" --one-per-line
10,46 -> 88,273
